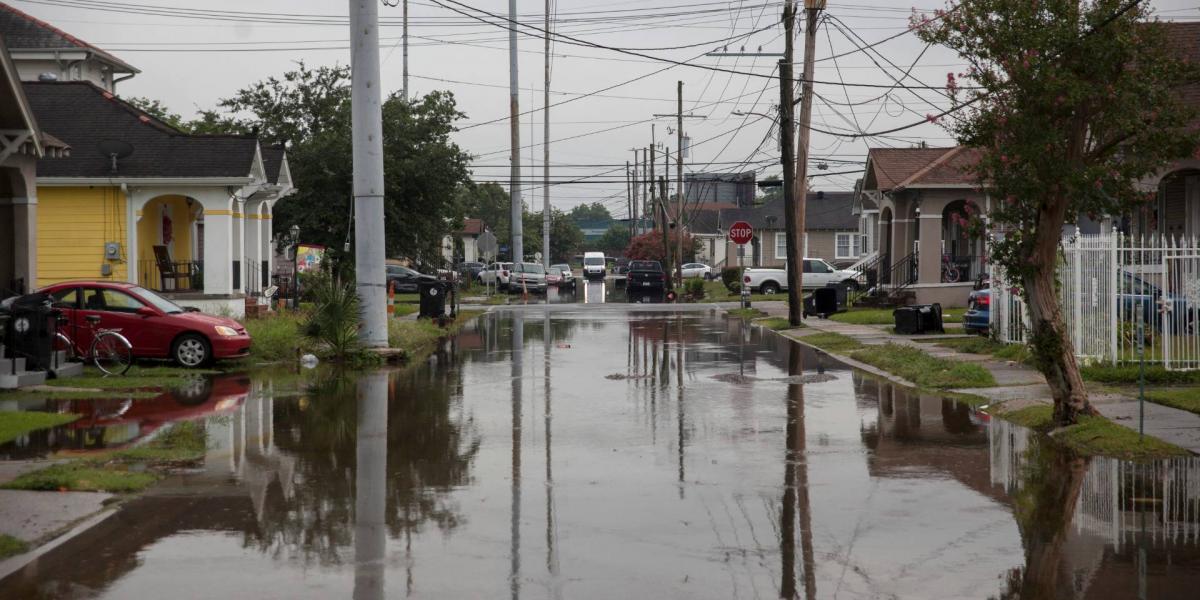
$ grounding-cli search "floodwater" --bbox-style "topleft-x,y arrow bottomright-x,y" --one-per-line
2,306 -> 1199,599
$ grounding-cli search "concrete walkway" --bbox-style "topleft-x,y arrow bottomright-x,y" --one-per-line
737,301 -> 1200,454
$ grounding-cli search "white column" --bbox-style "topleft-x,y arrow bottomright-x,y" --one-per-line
126,188 -> 139,285
244,199 -> 263,292
262,202 -> 274,287
198,192 -> 233,295
232,199 -> 245,293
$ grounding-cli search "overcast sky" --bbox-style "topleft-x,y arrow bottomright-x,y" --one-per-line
12,0 -> 1200,217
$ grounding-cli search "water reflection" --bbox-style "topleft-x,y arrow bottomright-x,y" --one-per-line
2,310 -> 1199,599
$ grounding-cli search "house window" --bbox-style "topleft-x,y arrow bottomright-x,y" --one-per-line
835,233 -> 861,259
775,232 -> 788,259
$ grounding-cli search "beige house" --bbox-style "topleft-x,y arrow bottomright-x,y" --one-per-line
717,191 -> 862,269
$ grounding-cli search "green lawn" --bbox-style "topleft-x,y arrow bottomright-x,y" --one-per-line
851,343 -> 996,389
800,332 -> 866,353
43,366 -> 219,391
830,307 -> 965,325
1,462 -> 157,493
0,534 -> 27,560
1000,405 -> 1189,460
933,337 -> 1033,364
0,411 -> 79,444
703,280 -> 783,303
726,308 -> 767,319
755,317 -> 801,331
1143,387 -> 1200,415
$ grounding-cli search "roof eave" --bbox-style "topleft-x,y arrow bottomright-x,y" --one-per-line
37,176 -> 255,186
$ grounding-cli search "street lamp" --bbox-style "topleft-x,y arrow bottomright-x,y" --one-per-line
290,224 -> 301,309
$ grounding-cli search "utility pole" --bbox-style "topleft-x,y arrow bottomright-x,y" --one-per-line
626,161 -> 633,232
780,1 -> 803,326
659,173 -> 671,284
542,0 -> 550,268
349,0 -> 387,347
641,147 -> 648,236
676,81 -> 684,287
792,1 -> 825,321
649,138 -> 656,233
630,149 -> 639,236
508,0 -> 523,264
402,0 -> 408,100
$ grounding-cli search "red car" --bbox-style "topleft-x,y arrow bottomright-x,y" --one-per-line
38,281 -> 251,367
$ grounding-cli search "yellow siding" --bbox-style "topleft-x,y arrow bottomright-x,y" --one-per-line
36,187 -> 128,287
137,196 -> 194,267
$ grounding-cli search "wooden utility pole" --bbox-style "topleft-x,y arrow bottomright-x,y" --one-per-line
781,1 -> 802,325
659,173 -> 671,282
676,81 -> 684,287
626,160 -> 633,230
631,149 -> 639,236
508,0 -> 523,263
641,147 -> 648,236
791,1 -> 825,324
649,138 -> 656,232
542,0 -> 551,267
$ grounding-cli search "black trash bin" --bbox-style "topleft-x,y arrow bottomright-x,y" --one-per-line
418,280 -> 448,319
813,287 -> 840,317
917,303 -> 945,333
892,303 -> 944,335
1,293 -> 59,371
824,282 -> 849,310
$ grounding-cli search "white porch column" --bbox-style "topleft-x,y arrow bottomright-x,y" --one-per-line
232,200 -> 245,292
197,192 -> 234,294
126,188 -> 139,285
244,199 -> 263,292
11,196 -> 36,290
917,214 -> 943,285
262,202 -> 274,286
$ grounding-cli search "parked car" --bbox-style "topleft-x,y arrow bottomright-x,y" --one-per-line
742,258 -> 860,295
550,264 -> 577,290
479,262 -> 514,289
1119,271 -> 1196,334
682,262 -> 713,280
963,288 -> 990,335
509,262 -> 548,293
457,261 -> 485,281
386,265 -> 437,293
627,260 -> 667,300
39,281 -> 251,367
582,252 -> 607,280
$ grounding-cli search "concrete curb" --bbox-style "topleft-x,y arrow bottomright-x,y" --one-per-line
0,506 -> 118,583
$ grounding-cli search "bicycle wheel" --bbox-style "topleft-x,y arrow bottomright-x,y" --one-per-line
54,332 -> 76,361
91,331 -> 133,376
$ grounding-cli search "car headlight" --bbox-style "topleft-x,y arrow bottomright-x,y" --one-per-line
214,325 -> 239,337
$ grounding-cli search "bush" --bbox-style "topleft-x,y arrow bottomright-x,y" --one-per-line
243,312 -> 310,361
721,267 -> 742,292
684,278 -> 705,299
303,276 -> 361,359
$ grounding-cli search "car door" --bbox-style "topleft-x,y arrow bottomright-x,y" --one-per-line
78,287 -> 149,356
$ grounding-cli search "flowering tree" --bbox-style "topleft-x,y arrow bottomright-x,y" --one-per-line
916,0 -> 1198,425
624,231 -> 697,265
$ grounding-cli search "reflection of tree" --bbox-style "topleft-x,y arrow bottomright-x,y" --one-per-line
254,364 -> 480,566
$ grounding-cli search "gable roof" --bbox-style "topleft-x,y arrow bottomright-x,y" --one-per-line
0,33 -> 67,158
718,191 -> 857,231
863,146 -> 979,192
24,81 -> 259,180
0,3 -> 138,74
261,146 -> 286,184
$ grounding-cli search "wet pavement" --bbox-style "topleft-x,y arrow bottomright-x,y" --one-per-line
2,305 -> 1199,599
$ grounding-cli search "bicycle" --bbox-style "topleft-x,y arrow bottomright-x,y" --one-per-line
55,315 -> 134,376
941,254 -> 962,283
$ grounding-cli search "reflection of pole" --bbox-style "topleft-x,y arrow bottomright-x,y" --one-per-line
675,315 -> 685,498
782,342 -> 816,600
353,372 -> 388,600
510,313 -> 524,600
543,307 -> 561,596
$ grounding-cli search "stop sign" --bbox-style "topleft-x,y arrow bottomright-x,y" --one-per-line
728,220 -> 754,245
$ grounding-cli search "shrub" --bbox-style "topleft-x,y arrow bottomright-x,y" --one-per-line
303,276 -> 361,359
721,267 -> 742,292
243,312 -> 309,361
684,278 -> 705,299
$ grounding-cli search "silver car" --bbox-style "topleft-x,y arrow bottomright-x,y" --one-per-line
509,262 -> 548,294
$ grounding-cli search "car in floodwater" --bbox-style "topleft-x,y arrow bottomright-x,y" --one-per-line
509,262 -> 548,294
626,260 -> 667,301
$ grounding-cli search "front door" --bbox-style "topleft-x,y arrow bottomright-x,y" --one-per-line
79,287 -> 148,355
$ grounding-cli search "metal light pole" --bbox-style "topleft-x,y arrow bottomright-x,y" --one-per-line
542,0 -> 551,268
349,0 -> 388,347
509,0 -> 524,264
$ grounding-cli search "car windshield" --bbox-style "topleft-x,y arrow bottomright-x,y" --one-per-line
133,286 -> 184,314
629,261 -> 661,271
584,257 -> 604,266
552,264 -> 569,270
548,267 -> 562,275
522,263 -> 545,274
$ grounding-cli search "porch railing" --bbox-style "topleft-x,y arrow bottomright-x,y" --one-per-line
887,251 -> 919,292
942,254 -> 986,283
139,259 -> 203,293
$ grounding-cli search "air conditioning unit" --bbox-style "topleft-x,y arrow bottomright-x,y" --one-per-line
104,242 -> 121,260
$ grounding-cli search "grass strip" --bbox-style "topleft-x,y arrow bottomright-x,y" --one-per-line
242,312 -> 314,362
800,332 -> 866,353
110,421 -> 208,463
934,337 -> 1034,365
1000,405 -> 1189,460
0,411 -> 79,444
1080,364 -> 1200,385
850,343 -> 996,389
1,463 -> 157,493
830,307 -> 965,325
727,308 -> 768,319
755,317 -> 801,331
0,534 -> 28,560
1143,387 -> 1200,416
388,310 -> 484,360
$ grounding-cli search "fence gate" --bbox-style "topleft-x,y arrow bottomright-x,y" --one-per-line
1163,254 -> 1200,370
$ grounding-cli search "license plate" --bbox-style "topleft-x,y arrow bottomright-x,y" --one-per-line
642,281 -> 650,287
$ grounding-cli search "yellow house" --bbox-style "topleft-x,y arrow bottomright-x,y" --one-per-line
24,82 -> 293,316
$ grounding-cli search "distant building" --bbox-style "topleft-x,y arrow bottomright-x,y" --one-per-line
684,172 -> 756,208
575,218 -> 612,242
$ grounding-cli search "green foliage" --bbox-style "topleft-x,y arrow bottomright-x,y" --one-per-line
726,308 -> 767,319
684,277 -> 705,298
110,421 -> 208,463
457,182 -> 511,240
934,336 -> 1034,364
125,96 -> 186,130
522,208 -> 584,263
44,366 -> 218,391
915,2 -> 1199,282
755,317 -> 798,331
0,535 -> 28,560
593,224 -> 632,257
1080,363 -> 1200,385
567,202 -> 613,224
2,463 -> 157,493
1002,403 -> 1187,459
388,310 -> 483,360
1003,405 -> 1055,429
850,343 -> 997,389
721,267 -> 742,292
1143,387 -> 1200,415
243,312 -> 312,362
0,411 -> 79,444
830,307 -> 965,325
800,332 -> 866,353
303,276 -> 362,360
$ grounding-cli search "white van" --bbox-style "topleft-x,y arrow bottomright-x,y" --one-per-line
582,252 -> 606,280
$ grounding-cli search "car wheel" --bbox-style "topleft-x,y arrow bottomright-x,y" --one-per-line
171,376 -> 214,406
761,282 -> 779,295
172,333 -> 212,368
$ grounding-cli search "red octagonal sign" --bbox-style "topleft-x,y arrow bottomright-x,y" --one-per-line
728,220 -> 754,245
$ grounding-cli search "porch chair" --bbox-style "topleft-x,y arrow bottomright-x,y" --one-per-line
152,245 -> 192,291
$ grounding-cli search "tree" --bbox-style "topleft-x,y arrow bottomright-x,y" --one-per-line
567,202 -> 613,224
188,63 -> 472,265
593,224 -> 631,256
916,0 -> 1198,425
624,231 -> 697,264
125,96 -> 186,130
457,182 -> 512,241
523,208 -> 583,263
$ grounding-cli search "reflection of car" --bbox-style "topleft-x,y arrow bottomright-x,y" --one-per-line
682,262 -> 713,280
743,258 -> 860,295
479,262 -> 514,289
963,289 -> 990,334
386,265 -> 436,293
509,262 -> 548,293
40,281 -> 250,367
550,264 -> 576,289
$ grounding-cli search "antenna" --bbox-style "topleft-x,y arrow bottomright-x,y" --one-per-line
96,140 -> 134,174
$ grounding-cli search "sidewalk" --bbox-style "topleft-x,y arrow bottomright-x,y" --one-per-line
739,301 -> 1200,454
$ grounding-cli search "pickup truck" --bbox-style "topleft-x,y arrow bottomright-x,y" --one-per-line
626,260 -> 667,298
742,258 -> 861,295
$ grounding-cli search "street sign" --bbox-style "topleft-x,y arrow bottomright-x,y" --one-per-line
478,231 -> 498,260
728,220 -> 754,245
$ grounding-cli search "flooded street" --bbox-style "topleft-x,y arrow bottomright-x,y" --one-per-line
2,306 -> 1199,599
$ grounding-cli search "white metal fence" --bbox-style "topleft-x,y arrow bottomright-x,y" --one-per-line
992,230 -> 1200,370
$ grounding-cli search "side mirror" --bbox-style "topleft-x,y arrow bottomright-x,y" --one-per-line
136,306 -> 156,317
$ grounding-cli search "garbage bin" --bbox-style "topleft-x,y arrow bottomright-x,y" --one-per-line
813,287 -> 840,317
1,293 -> 59,371
892,303 -> 944,334
418,280 -> 448,319
917,303 -> 945,333
824,282 -> 849,310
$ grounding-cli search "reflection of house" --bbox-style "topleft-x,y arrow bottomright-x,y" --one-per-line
717,191 -> 860,268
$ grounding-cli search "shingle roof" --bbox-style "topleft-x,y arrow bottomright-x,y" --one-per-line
0,3 -> 138,74
863,147 -> 979,191
261,146 -> 285,184
718,191 -> 856,231
24,81 -> 260,179
687,209 -> 720,235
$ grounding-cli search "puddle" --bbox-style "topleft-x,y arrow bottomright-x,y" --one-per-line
1,308 -> 1197,599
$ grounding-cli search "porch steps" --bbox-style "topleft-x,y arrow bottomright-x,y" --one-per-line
0,370 -> 45,389
0,347 -> 80,389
